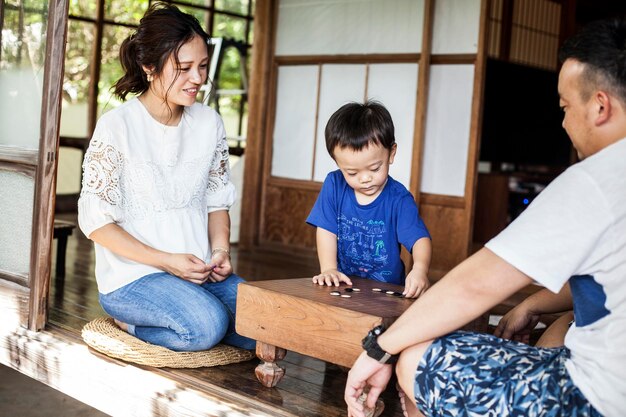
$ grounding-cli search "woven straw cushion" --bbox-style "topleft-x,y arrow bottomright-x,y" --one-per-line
82,317 -> 255,368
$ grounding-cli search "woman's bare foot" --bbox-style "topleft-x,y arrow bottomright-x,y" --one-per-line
113,319 -> 129,332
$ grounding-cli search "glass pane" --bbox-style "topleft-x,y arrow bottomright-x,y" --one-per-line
0,1 -> 48,149
174,0 -> 211,7
97,24 -> 134,117
104,0 -> 147,25
60,20 -> 94,138
56,147 -> 83,194
218,94 -> 242,138
241,100 -> 248,140
175,5 -> 210,30
68,0 -> 96,19
0,169 -> 34,277
218,47 -> 242,88
215,0 -> 250,15
213,13 -> 246,42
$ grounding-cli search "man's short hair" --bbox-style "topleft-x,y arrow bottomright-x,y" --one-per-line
558,18 -> 626,105
324,101 -> 395,158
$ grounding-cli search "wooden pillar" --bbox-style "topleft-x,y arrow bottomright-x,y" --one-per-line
239,0 -> 276,250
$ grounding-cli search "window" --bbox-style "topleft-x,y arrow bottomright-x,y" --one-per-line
57,0 -> 254,208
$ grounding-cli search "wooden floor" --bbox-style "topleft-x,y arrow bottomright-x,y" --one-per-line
48,213 -> 555,416
49,213 -> 406,417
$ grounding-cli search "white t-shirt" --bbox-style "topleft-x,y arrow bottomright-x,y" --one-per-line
486,138 -> 626,417
78,98 -> 236,294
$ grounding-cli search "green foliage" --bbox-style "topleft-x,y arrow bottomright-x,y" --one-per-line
1,2 -> 48,71
61,0 -> 252,137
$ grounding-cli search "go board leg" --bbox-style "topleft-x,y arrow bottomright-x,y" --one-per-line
254,342 -> 287,387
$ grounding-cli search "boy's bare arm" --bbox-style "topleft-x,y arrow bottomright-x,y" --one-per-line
404,237 -> 432,298
312,228 -> 352,286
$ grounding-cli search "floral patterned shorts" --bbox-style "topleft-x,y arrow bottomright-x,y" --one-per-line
413,331 -> 602,417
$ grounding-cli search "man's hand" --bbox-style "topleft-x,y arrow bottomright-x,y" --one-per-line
494,302 -> 540,344
345,351 -> 392,417
403,269 -> 429,298
312,269 -> 353,286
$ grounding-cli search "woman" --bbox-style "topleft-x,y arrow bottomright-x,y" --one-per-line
78,3 -> 254,351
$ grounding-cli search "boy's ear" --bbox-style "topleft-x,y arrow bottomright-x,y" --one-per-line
389,143 -> 397,163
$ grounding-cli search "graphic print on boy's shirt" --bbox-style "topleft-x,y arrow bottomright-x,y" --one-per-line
337,214 -> 394,282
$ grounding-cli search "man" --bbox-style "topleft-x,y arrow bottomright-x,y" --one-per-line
345,18 -> 626,417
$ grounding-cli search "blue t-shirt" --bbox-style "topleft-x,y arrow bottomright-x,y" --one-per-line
306,170 -> 430,285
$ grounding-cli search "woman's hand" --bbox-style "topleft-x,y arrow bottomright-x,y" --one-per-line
161,253 -> 213,284
207,249 -> 232,282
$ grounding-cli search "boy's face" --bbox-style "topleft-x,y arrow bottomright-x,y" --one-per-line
333,142 -> 396,203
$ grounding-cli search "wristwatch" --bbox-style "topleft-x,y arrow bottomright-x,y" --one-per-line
362,325 -> 398,364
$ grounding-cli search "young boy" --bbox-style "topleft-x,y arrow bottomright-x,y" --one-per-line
306,101 -> 432,298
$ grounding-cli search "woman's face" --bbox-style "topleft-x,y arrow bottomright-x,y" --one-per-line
149,35 -> 209,109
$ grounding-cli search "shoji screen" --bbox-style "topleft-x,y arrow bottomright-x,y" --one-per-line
270,0 -> 425,189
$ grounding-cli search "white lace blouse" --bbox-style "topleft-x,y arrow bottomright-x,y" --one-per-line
78,98 -> 236,294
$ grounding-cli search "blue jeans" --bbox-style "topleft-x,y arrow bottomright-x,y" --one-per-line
99,272 -> 255,351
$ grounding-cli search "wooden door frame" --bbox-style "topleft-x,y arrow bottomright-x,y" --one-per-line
29,0 -> 69,330
0,0 -> 68,330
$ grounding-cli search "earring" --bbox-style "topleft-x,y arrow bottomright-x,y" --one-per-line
146,73 -> 153,82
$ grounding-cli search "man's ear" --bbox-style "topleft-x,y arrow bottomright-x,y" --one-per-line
595,91 -> 612,126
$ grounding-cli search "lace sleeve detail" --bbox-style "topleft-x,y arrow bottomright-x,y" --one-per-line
80,138 -> 124,205
207,135 -> 231,194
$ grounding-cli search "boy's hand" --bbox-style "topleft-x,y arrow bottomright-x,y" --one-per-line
403,269 -> 429,298
312,269 -> 352,286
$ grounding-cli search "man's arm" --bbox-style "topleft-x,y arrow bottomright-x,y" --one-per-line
379,247 -> 532,354
345,247 -> 532,417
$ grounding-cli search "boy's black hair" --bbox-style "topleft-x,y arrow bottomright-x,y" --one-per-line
558,18 -> 626,105
324,101 -> 395,158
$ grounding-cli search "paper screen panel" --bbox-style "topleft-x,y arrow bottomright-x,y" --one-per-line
271,65 -> 319,180
420,64 -> 475,197
431,0 -> 481,54
0,169 -> 34,277
275,0 -> 424,56
313,64 -> 367,182
367,63 -> 419,189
